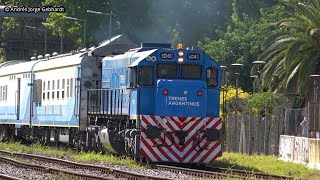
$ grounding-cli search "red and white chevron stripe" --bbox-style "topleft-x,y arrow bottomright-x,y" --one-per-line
140,115 -> 222,164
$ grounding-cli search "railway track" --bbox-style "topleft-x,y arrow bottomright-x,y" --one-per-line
0,150 -> 171,180
0,149 -> 295,180
156,164 -> 294,180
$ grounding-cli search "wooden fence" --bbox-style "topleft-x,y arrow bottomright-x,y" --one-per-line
223,98 -> 308,156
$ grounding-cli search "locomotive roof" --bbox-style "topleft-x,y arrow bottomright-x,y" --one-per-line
0,52 -> 86,76
102,48 -> 158,67
129,49 -> 158,67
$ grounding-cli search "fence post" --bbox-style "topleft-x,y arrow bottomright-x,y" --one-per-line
230,99 -> 238,152
226,104 -> 232,152
256,112 -> 261,154
264,109 -> 272,155
248,106 -> 254,155
272,96 -> 280,155
281,95 -> 289,135
308,102 -> 311,138
239,102 -> 246,153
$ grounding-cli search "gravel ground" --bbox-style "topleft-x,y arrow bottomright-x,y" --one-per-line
0,153 -> 200,180
93,161 -> 199,180
0,162 -> 54,180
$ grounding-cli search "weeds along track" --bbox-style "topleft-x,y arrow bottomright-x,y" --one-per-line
156,164 -> 294,180
0,150 -> 171,180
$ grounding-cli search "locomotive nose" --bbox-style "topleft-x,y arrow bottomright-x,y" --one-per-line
155,79 -> 206,117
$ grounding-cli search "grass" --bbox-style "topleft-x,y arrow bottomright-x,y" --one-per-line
73,152 -> 142,168
0,141 -> 74,158
212,152 -> 320,179
0,141 -> 318,179
0,141 -> 140,168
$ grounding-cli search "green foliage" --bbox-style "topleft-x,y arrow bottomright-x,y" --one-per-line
73,152 -> 142,168
245,92 -> 283,115
0,141 -> 73,158
44,0 -> 111,48
260,0 -> 320,96
234,0 -> 279,20
213,152 -> 320,179
199,2 -> 288,92
0,141 -> 141,168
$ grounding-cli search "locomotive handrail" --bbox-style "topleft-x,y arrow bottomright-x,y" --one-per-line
88,88 -> 128,91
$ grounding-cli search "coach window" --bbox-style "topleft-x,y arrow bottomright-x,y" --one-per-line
0,85 -> 7,101
139,66 -> 154,86
4,85 -> 7,101
57,79 -> 60,99
47,81 -> 50,100
0,85 -> 6,101
129,67 -> 137,88
206,67 -> 218,87
67,79 -> 70,98
52,80 -> 55,99
157,63 -> 177,79
62,79 -> 65,99
70,78 -> 73,98
43,81 -> 46,101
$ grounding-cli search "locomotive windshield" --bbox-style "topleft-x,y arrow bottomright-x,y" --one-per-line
131,63 -> 216,87
156,63 -> 177,79
181,64 -> 202,79
156,63 -> 202,80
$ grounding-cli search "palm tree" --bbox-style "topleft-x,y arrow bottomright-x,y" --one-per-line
259,0 -> 320,96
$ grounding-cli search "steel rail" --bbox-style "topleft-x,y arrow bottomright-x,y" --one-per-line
156,164 -> 238,179
0,150 -> 172,180
0,156 -> 112,180
0,174 -> 20,180
156,164 -> 294,180
209,166 -> 294,180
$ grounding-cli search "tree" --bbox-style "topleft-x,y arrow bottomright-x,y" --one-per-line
259,0 -> 320,97
234,0 -> 279,19
199,1 -> 287,91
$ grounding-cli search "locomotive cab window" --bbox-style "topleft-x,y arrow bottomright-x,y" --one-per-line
157,63 -> 177,79
206,67 -> 218,87
129,67 -> 137,88
182,64 -> 202,79
139,66 -> 154,86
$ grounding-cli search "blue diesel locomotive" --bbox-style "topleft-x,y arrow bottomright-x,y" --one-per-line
88,43 -> 222,164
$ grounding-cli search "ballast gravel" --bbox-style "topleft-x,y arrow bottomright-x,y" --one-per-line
0,153 -> 200,180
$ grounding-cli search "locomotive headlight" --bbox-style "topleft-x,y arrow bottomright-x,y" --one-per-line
178,57 -> 184,63
178,51 -> 184,56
